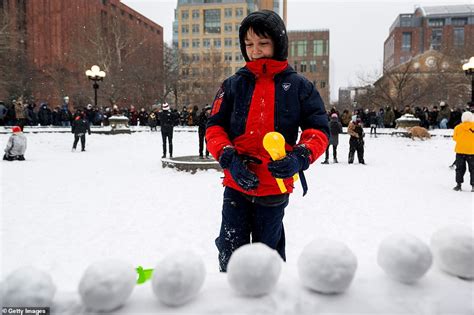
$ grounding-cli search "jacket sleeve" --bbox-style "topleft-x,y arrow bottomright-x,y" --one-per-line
4,136 -> 13,153
205,81 -> 233,160
297,79 -> 329,163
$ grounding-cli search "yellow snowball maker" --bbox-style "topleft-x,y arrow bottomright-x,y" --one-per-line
263,132 -> 299,194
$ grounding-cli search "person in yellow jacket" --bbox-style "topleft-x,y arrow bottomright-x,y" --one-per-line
452,111 -> 474,191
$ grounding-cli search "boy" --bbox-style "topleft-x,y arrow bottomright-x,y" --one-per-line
3,126 -> 27,161
206,10 -> 329,272
452,111 -> 474,192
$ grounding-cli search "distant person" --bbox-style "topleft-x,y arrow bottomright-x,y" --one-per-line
437,101 -> 451,129
348,117 -> 365,164
198,105 -> 211,158
71,114 -> 91,152
322,113 -> 342,164
159,103 -> 178,158
3,126 -> 27,161
452,111 -> 474,192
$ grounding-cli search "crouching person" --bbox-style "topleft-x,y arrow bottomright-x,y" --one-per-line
3,126 -> 27,161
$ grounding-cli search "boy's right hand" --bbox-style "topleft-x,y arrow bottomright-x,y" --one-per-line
219,147 -> 259,191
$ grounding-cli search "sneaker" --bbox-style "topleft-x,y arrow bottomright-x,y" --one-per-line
321,160 -> 329,164
162,155 -> 166,158
471,186 -> 474,192
334,158 -> 338,163
453,184 -> 462,191
199,155 -> 204,159
81,149 -> 86,152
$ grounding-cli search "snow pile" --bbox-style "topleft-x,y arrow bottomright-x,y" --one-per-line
431,225 -> 474,279
78,259 -> 136,312
297,238 -> 357,294
152,250 -> 206,306
377,233 -> 432,283
0,266 -> 56,307
227,243 -> 282,297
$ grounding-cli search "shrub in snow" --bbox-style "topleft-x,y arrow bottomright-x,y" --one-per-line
431,225 -> 474,279
78,259 -> 136,312
152,250 -> 206,306
377,233 -> 432,283
298,239 -> 357,294
0,266 -> 56,307
227,243 -> 282,297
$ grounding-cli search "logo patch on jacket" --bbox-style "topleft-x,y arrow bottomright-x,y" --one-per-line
282,83 -> 291,91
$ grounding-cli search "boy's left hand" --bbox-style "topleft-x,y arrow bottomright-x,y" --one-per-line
268,145 -> 310,179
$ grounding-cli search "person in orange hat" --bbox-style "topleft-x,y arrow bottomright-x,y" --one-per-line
3,126 -> 27,161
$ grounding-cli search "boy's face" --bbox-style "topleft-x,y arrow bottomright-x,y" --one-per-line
244,28 -> 274,61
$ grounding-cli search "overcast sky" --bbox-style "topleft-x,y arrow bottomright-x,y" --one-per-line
122,0 -> 469,102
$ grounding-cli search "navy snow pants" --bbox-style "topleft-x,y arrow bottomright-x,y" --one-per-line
215,187 -> 288,272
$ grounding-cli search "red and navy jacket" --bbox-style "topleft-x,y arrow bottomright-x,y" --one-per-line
206,58 -> 329,196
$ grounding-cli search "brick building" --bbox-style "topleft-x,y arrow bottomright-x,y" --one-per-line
0,0 -> 164,108
384,4 -> 474,71
288,30 -> 330,106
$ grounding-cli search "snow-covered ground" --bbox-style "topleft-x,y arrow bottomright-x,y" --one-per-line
1,128 -> 473,314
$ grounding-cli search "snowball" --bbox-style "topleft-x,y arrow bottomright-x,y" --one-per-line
377,233 -> 432,283
431,225 -> 474,279
298,239 -> 357,294
1,266 -> 56,307
152,250 -> 206,306
227,243 -> 282,297
78,259 -> 136,312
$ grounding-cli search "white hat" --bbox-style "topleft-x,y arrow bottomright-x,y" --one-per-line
439,101 -> 446,107
162,103 -> 170,111
461,111 -> 473,122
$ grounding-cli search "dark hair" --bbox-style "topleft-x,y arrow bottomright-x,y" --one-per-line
239,10 -> 288,62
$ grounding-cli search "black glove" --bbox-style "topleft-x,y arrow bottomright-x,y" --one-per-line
219,147 -> 259,191
268,145 -> 311,179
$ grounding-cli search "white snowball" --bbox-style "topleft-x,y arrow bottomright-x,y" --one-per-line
377,233 -> 432,283
78,259 -> 136,312
298,239 -> 357,294
227,243 -> 282,297
1,266 -> 56,307
152,250 -> 206,306
431,225 -> 474,279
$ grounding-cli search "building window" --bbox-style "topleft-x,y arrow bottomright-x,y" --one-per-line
310,60 -> 317,72
181,10 -> 189,20
300,61 -> 307,72
324,40 -> 329,55
430,28 -> 442,50
192,10 -> 199,19
296,41 -> 307,57
224,23 -> 232,33
203,38 -> 211,48
224,38 -> 232,48
192,54 -> 200,62
294,61 -> 298,70
402,32 -> 411,51
320,81 -> 326,89
224,67 -> 232,76
235,24 -> 240,32
204,9 -> 221,34
400,14 -> 412,27
203,53 -> 210,62
182,68 -> 189,76
453,28 -> 464,47
181,39 -> 189,48
192,24 -> 200,34
225,8 -> 232,18
235,52 -> 244,61
181,25 -> 189,34
313,40 -> 323,56
213,38 -> 221,48
235,8 -> 243,17
428,18 -> 444,27
235,38 -> 239,47
224,52 -> 233,62
451,18 -> 467,26
192,39 -> 200,48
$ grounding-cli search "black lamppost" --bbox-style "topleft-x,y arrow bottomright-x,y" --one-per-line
85,65 -> 106,107
462,57 -> 474,107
